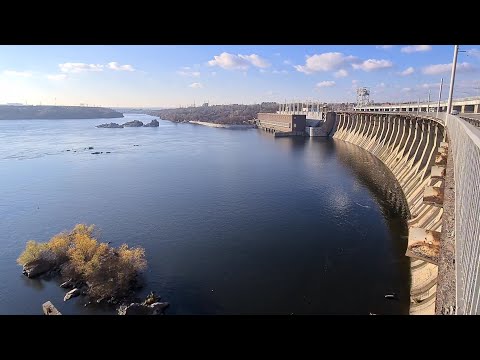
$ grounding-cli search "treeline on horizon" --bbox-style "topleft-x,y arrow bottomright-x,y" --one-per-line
148,102 -> 279,125
0,105 -> 123,120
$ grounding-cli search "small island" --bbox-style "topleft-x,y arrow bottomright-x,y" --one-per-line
96,119 -> 159,128
123,120 -> 144,127
0,105 -> 124,120
18,224 -> 169,315
143,119 -> 159,127
96,122 -> 124,128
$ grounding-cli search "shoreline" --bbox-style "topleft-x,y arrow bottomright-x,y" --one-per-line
189,121 -> 255,129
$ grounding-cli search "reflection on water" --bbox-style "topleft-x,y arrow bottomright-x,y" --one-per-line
333,140 -> 410,219
21,275 -> 46,291
332,139 -> 410,290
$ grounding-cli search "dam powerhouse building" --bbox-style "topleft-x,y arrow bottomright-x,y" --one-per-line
256,113 -> 306,134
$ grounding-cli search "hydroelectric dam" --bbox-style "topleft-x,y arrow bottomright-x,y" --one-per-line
256,101 -> 480,315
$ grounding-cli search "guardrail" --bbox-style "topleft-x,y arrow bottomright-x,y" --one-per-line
460,116 -> 480,128
445,114 -> 480,314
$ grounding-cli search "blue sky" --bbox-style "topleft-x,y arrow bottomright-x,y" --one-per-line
1,45 -> 479,107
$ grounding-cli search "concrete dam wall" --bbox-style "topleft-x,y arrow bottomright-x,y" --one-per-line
333,112 -> 447,314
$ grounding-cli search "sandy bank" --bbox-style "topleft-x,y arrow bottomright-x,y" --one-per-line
189,121 -> 255,129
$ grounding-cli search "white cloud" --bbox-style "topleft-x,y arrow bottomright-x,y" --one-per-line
295,52 -> 356,74
59,62 -> 136,73
47,74 -> 67,81
315,81 -> 336,88
189,82 -> 203,88
3,70 -> 32,77
352,59 -> 393,71
376,45 -> 394,49
401,45 -> 432,53
399,66 -> 415,76
283,60 -> 292,65
352,79 -> 358,85
377,82 -> 386,88
59,62 -> 104,73
466,48 -> 480,58
401,87 -> 412,92
177,67 -> 201,77
259,69 -> 267,73
210,71 -> 217,76
207,52 -> 250,70
272,69 -> 288,74
107,62 -> 135,71
239,54 -> 270,68
422,61 -> 474,75
423,63 -> 451,75
334,69 -> 348,78
208,52 -> 270,70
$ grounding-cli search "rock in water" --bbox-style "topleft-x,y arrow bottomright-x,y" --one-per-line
122,120 -> 144,127
22,259 -> 53,278
64,288 -> 81,301
143,119 -> 159,127
143,291 -> 160,305
60,279 -> 74,289
117,303 -> 148,315
117,301 -> 170,315
384,293 -> 398,300
96,123 -> 124,128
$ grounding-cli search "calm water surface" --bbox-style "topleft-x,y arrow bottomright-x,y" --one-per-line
0,114 -> 410,314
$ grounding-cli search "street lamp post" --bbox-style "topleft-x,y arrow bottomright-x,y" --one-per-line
446,45 -> 459,115
436,78 -> 443,118
427,90 -> 431,112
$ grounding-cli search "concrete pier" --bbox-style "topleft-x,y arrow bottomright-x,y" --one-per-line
42,301 -> 62,315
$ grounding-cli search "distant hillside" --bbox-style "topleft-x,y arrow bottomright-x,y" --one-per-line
0,105 -> 124,120
148,103 -> 278,125
112,107 -> 165,113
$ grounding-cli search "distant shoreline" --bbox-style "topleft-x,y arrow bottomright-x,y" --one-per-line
0,105 -> 123,120
147,103 -> 277,126
189,121 -> 255,129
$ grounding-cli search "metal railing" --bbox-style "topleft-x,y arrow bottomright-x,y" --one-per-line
460,116 -> 480,128
445,114 -> 480,314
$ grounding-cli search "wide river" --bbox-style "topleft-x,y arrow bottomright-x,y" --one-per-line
0,113 -> 410,314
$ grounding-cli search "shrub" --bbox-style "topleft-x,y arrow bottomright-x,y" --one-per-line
68,241 -> 147,299
17,224 -> 147,300
47,233 -> 71,264
17,240 -> 51,265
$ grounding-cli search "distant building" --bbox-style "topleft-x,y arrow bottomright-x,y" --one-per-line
256,113 -> 306,133
202,102 -> 209,107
